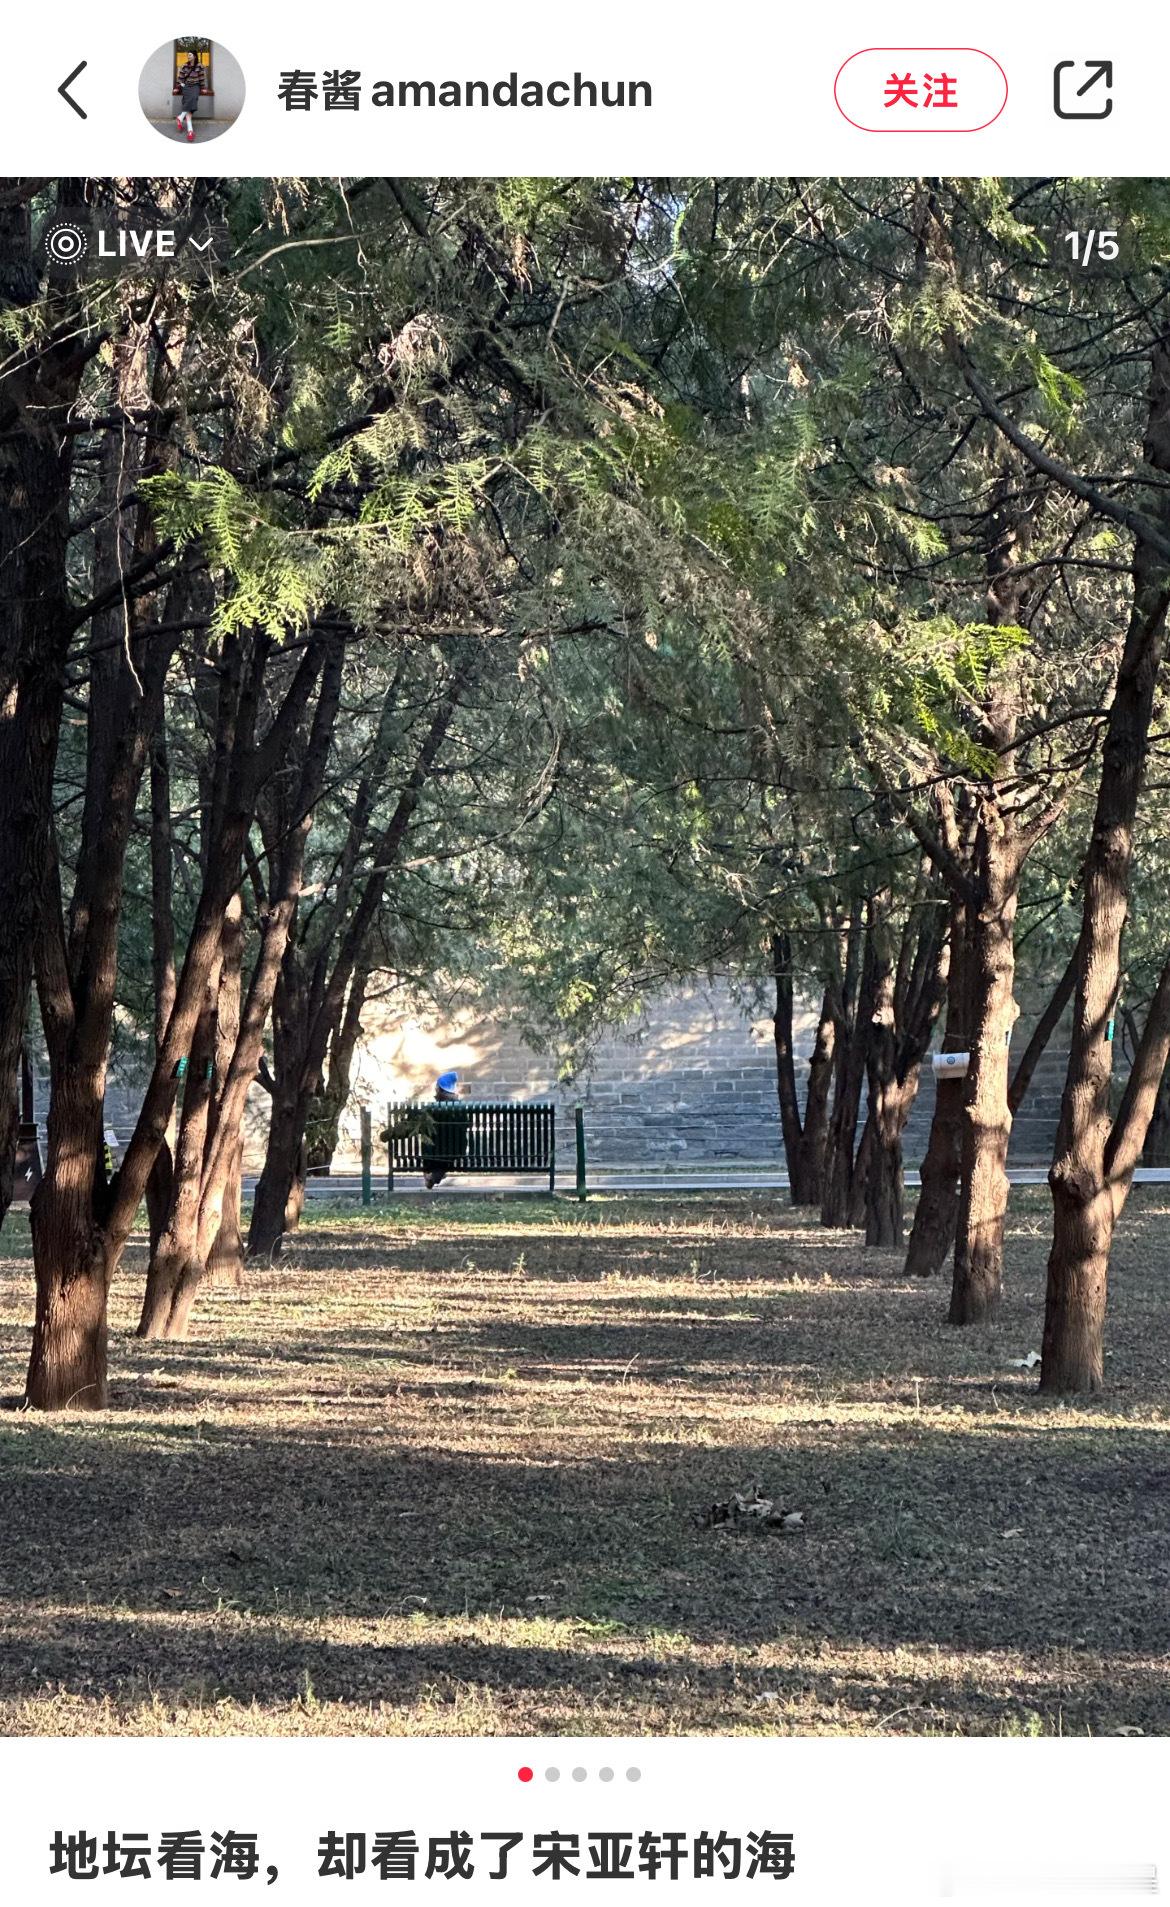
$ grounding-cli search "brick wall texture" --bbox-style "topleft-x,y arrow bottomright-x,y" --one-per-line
78,976 -> 1083,1174
314,977 -> 1078,1172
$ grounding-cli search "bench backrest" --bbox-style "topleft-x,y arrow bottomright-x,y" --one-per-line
384,1099 -> 555,1171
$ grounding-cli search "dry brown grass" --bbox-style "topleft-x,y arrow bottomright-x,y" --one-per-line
2,1189 -> 1169,1738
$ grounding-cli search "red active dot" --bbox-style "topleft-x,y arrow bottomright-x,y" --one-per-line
518,1766 -> 534,1783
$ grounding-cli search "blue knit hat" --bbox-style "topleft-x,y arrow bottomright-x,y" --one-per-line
436,1070 -> 459,1092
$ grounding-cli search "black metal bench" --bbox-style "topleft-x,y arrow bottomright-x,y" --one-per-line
384,1099 -> 558,1193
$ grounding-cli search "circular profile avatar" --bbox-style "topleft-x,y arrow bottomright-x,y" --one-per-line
139,38 -> 245,144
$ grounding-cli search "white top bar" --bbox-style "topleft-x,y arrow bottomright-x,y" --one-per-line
0,0 -> 1157,175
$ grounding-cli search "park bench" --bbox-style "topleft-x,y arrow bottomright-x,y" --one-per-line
383,1099 -> 560,1193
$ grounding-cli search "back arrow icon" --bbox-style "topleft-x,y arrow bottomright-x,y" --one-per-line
58,61 -> 88,119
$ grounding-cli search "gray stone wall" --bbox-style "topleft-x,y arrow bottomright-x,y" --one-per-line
334,977 -> 1081,1171
40,976 -> 1084,1175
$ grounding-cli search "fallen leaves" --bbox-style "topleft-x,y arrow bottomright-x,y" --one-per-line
698,1481 -> 807,1532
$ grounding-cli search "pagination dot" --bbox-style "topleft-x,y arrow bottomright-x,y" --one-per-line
545,1766 -> 561,1782
626,1767 -> 642,1782
599,1767 -> 615,1783
572,1767 -> 587,1782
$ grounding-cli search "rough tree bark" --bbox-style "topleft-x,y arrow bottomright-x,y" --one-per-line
948,823 -> 1023,1323
877,444 -> 1073,1315
904,927 -> 1073,1278
26,616 -> 330,1404
1041,340 -> 1170,1393
303,959 -> 373,1175
144,728 -> 178,1256
136,947 -> 224,1339
904,880 -> 970,1277
248,662 -> 473,1259
946,469 -> 1054,1325
796,997 -> 836,1206
861,906 -> 899,1244
771,934 -> 835,1206
847,1110 -> 875,1230
139,640 -> 344,1339
0,184 -> 87,1229
1044,956 -> 1170,1391
205,896 -> 246,1287
821,904 -> 874,1229
865,886 -> 949,1249
1143,1067 -> 1170,1167
248,944 -> 308,1262
26,299 -> 167,1408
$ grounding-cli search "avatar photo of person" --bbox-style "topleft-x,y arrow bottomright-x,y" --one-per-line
138,37 -> 245,143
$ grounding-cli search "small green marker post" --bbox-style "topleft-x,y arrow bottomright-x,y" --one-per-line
360,1108 -> 373,1207
575,1103 -> 588,1203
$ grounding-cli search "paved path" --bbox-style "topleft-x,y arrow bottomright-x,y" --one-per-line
258,1165 -> 1170,1201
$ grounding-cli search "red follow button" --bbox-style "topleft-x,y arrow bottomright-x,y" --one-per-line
834,47 -> 1008,132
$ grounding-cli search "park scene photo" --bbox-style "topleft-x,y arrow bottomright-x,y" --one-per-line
1,176 -> 1169,1738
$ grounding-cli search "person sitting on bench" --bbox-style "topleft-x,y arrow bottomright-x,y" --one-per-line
423,1071 -> 471,1187
381,1071 -> 472,1188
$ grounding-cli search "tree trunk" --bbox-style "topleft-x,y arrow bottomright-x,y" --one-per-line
789,991 -> 835,1206
943,458 -> 1043,1324
140,638 -> 342,1338
906,1076 -> 963,1276
0,188 -> 86,1233
144,729 -> 177,1259
24,610 -> 332,1405
948,834 -> 1020,1324
248,670 -> 471,1259
25,1234 -> 111,1411
285,1141 -> 308,1232
862,914 -> 901,1245
247,900 -> 310,1261
1042,342 -> 1170,1393
844,1108 -> 871,1227
206,1137 -> 246,1286
304,962 -> 371,1175
1142,1069 -> 1170,1167
204,895 -> 246,1288
139,960 -> 221,1339
0,1094 -> 14,1221
26,1073 -> 110,1410
23,297 -> 196,1402
864,1117 -> 903,1245
772,932 -> 811,1203
249,1083 -> 305,1260
821,1053 -> 866,1227
144,1140 -> 174,1256
1039,1198 -> 1111,1393
772,942 -> 835,1207
905,888 -> 969,1276
821,918 -> 874,1228
866,1075 -> 928,1247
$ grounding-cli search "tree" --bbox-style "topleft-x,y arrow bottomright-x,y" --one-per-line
246,644 -> 474,1260
138,632 -> 344,1338
1041,339 -> 1170,1391
0,182 -> 90,1224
